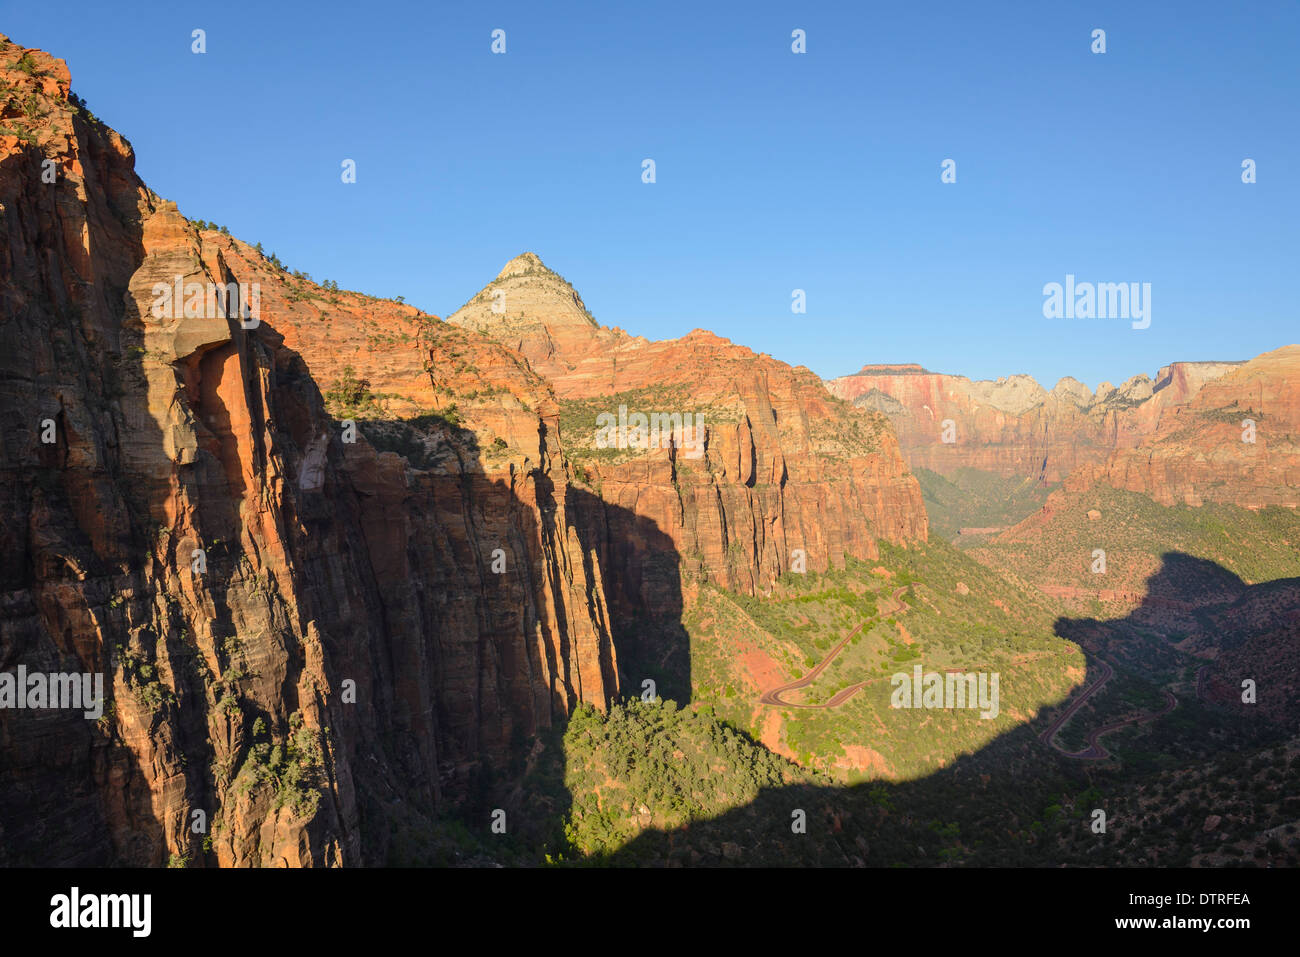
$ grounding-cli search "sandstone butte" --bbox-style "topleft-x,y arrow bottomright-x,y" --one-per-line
0,37 -> 926,866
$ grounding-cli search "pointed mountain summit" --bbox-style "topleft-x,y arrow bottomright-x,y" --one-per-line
495,251 -> 548,280
0,36 -> 626,866
445,252 -> 612,373
439,253 -> 929,594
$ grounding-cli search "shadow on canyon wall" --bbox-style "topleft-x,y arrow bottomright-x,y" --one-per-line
0,283 -> 315,865
569,485 -> 690,706
1,258 -> 698,867
3,280 -> 1295,867
0,151 -> 1290,866
0,175 -> 167,865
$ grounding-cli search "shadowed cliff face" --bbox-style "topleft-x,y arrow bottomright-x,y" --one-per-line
568,486 -> 689,703
0,38 -> 167,865
30,32 -> 1296,872
0,35 -> 930,866
0,38 -> 646,865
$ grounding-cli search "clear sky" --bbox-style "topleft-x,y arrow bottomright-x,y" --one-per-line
8,1 -> 1297,388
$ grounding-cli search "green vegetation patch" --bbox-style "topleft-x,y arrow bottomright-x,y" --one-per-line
915,466 -> 1058,545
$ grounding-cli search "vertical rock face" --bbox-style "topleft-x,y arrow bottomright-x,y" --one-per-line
1067,346 -> 1300,507
824,361 -> 1246,484
1,39 -> 929,866
0,38 -> 617,866
447,259 -> 927,698
448,259 -> 928,596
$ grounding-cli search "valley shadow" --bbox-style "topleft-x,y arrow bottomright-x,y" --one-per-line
460,476 -> 691,862
1054,551 -> 1300,723
271,392 -> 694,864
583,551 -> 1298,866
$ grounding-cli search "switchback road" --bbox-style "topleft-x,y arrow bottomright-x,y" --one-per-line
759,586 -> 909,710
1041,659 -> 1179,760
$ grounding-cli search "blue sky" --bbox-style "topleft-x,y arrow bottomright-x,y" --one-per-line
9,1 -> 1297,387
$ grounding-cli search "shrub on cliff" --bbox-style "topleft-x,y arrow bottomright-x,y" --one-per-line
324,365 -> 383,419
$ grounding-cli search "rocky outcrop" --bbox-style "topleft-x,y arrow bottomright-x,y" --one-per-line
444,257 -> 928,701
446,252 -> 613,378
0,37 -> 616,867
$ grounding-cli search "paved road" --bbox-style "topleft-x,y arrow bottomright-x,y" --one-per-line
1041,657 -> 1179,760
1038,659 -> 1114,749
759,586 -> 908,710
1055,689 -> 1177,760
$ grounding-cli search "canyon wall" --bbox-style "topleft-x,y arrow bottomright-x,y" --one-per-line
448,255 -> 928,597
825,361 -> 1243,484
0,39 -> 617,866
1065,346 -> 1300,508
0,38 -> 928,866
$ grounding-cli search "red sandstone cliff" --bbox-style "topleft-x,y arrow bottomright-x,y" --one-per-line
0,38 -> 616,866
825,361 -> 1244,483
0,37 -> 928,867
447,254 -> 928,599
1065,346 -> 1300,508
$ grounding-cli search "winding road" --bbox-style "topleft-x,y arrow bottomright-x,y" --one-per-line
758,575 -> 1194,753
1055,688 -> 1177,760
759,586 -> 909,710
1040,658 -> 1179,760
1038,660 -> 1114,750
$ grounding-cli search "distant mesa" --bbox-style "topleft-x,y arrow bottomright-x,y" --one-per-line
852,363 -> 933,376
820,351 -> 1291,497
